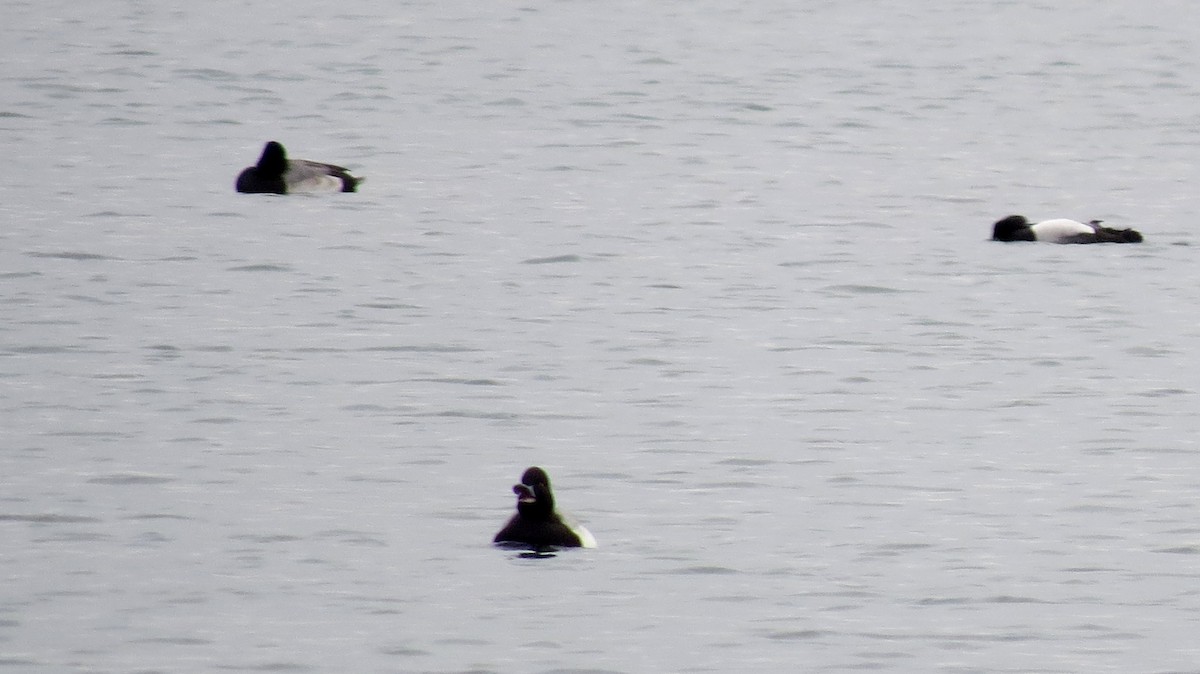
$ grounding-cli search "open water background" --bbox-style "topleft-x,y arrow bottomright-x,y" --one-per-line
3,1 -> 1200,672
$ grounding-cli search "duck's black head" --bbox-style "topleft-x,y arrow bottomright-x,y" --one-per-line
992,215 -> 1035,242
236,141 -> 288,193
257,141 -> 288,175
512,466 -> 555,518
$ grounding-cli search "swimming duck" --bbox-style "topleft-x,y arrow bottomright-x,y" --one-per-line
991,215 -> 1142,243
494,466 -> 596,549
235,141 -> 361,194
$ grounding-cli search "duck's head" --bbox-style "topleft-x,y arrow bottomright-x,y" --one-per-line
992,215 -> 1035,241
512,466 -> 555,517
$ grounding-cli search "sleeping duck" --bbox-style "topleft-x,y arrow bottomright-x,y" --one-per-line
236,141 -> 361,194
991,215 -> 1142,243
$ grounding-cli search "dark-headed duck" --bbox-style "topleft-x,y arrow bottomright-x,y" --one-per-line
991,215 -> 1142,244
494,466 -> 596,549
236,141 -> 362,194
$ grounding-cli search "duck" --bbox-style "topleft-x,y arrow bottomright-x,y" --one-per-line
235,141 -> 362,194
991,215 -> 1142,244
494,466 -> 596,549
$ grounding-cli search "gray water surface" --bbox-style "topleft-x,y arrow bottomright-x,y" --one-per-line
3,1 -> 1200,672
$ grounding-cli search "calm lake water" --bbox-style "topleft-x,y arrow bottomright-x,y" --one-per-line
3,1 -> 1200,673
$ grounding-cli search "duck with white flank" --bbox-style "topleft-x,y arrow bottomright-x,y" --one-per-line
494,467 -> 596,549
991,215 -> 1142,244
236,141 -> 362,194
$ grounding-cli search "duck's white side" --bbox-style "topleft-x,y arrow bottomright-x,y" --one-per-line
1029,218 -> 1096,243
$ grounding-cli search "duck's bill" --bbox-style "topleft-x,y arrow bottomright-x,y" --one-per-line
512,484 -> 536,503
